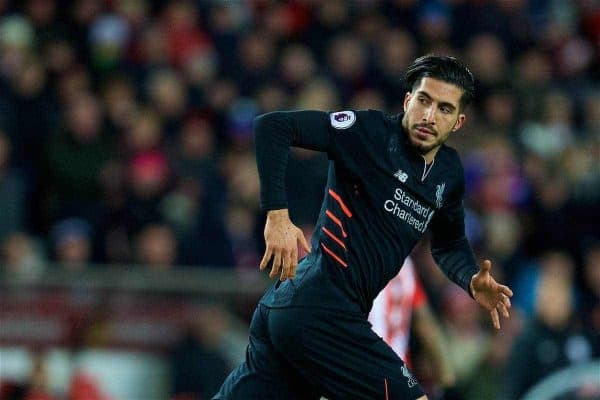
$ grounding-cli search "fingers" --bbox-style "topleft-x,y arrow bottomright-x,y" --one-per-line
490,308 -> 500,330
497,300 -> 510,319
269,250 -> 282,279
262,244 -> 300,280
259,246 -> 272,271
299,231 -> 311,254
281,246 -> 301,281
492,293 -> 512,328
499,284 -> 513,298
481,259 -> 492,274
289,247 -> 298,279
279,250 -> 292,281
502,293 -> 512,310
262,226 -> 309,280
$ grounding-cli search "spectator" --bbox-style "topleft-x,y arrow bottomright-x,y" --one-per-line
134,223 -> 177,268
170,304 -> 232,400
440,285 -> 491,396
88,13 -> 130,73
125,150 -> 170,232
42,92 -> 115,227
124,107 -> 163,156
581,243 -> 600,347
375,28 -> 416,107
99,76 -> 138,135
51,217 -> 93,269
279,44 -> 317,93
235,31 -> 276,96
146,69 -> 187,136
502,256 -> 597,399
0,132 -> 26,240
1,232 -> 45,278
4,56 -> 57,172
167,117 -> 233,267
520,90 -> 575,159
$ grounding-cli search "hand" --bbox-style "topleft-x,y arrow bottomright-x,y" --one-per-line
469,260 -> 513,330
259,209 -> 311,281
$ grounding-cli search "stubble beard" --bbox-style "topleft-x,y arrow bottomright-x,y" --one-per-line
408,125 -> 443,155
402,115 -> 447,156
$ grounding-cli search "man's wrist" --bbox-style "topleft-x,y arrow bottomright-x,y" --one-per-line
267,209 -> 290,220
469,274 -> 477,298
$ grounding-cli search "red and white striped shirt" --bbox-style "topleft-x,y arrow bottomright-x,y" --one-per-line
369,257 -> 427,364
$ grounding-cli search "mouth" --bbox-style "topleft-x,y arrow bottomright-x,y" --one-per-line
414,126 -> 435,139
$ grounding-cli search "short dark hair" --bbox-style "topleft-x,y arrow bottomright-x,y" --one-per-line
404,55 -> 475,110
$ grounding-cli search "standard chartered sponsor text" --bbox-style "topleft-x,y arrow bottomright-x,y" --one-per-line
384,187 -> 435,233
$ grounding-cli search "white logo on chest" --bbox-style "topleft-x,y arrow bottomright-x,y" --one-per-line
435,182 -> 446,209
393,169 -> 408,183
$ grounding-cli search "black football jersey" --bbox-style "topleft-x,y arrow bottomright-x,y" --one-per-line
255,110 -> 478,314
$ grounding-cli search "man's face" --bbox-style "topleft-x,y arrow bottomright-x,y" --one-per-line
402,77 -> 466,157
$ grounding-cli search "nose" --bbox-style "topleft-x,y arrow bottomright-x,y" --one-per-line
422,105 -> 435,125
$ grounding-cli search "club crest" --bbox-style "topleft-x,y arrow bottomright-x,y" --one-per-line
436,182 -> 445,209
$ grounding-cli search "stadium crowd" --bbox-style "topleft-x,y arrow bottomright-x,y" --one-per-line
0,0 -> 598,399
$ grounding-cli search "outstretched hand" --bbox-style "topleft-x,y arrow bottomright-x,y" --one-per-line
260,209 -> 311,281
470,260 -> 513,330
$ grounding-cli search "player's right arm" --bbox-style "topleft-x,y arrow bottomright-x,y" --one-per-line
254,111 -> 331,281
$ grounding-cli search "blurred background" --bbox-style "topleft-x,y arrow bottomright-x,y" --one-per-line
0,0 -> 598,399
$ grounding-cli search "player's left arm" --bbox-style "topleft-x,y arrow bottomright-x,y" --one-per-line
429,175 -> 513,329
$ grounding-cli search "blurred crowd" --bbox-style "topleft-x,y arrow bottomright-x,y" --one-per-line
0,0 -> 598,399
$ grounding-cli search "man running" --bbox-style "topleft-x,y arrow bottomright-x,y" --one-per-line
214,55 -> 513,400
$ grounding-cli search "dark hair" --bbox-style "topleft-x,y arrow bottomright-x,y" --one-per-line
404,55 -> 475,110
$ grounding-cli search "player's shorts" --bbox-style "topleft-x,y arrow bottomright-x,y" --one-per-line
212,304 -> 426,400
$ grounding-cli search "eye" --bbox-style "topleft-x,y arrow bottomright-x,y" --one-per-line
418,97 -> 428,105
440,106 -> 452,114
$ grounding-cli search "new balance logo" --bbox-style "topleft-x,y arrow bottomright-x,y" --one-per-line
394,169 -> 408,183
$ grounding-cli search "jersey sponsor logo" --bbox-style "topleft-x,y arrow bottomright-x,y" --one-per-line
436,182 -> 446,209
384,187 -> 435,233
393,169 -> 408,183
330,111 -> 356,129
401,364 -> 418,388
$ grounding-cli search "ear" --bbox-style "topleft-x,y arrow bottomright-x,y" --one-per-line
403,92 -> 411,112
452,114 -> 466,132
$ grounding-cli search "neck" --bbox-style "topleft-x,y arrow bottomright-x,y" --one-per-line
420,147 -> 439,164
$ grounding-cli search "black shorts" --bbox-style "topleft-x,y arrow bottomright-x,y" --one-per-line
213,304 -> 426,400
